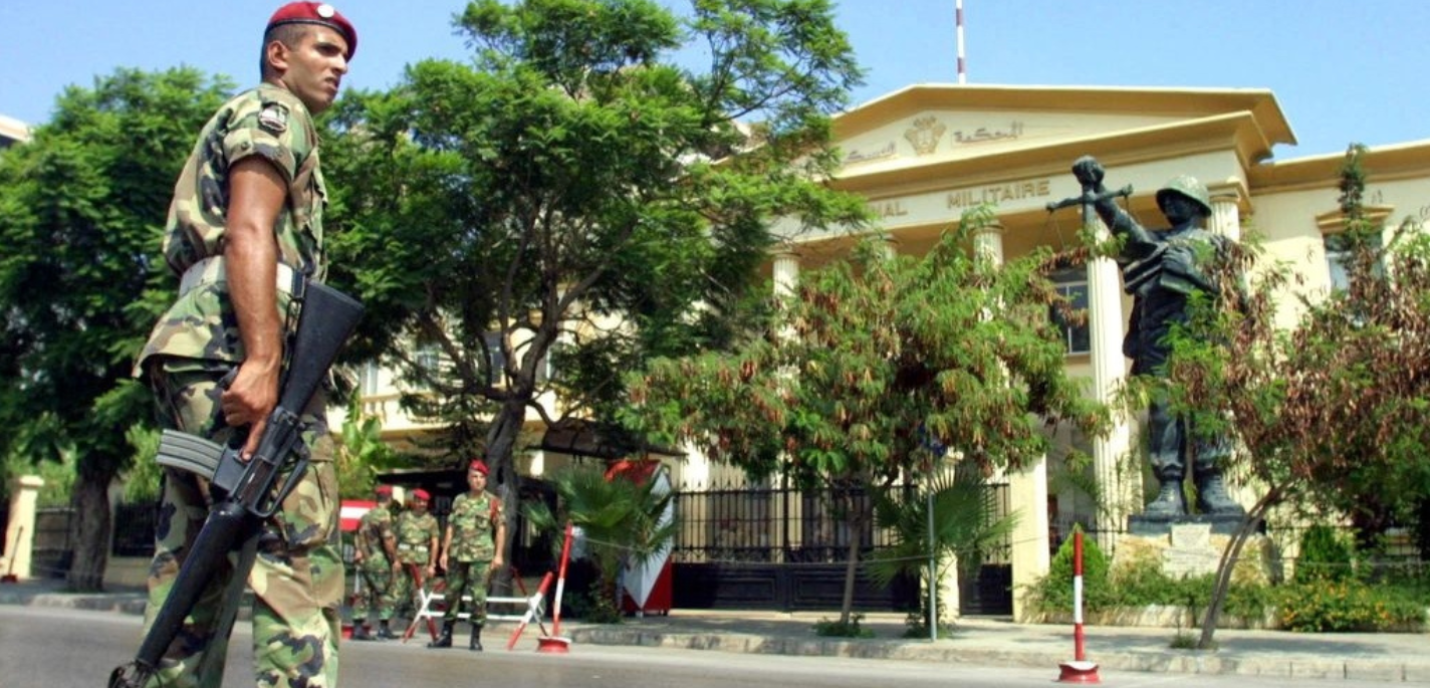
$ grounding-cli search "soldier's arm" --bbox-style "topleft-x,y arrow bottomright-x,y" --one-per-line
428,523 -> 440,570
492,499 -> 507,569
381,523 -> 398,565
219,157 -> 286,457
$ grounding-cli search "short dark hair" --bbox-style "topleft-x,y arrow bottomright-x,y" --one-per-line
259,23 -> 309,80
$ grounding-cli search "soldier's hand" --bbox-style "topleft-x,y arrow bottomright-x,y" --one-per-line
439,553 -> 449,570
1072,155 -> 1105,188
490,557 -> 503,572
220,359 -> 280,457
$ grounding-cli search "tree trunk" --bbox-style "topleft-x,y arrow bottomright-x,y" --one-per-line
485,399 -> 527,595
66,472 -> 112,592
1198,485 -> 1283,650
838,489 -> 867,627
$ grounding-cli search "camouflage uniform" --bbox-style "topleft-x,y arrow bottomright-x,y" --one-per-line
352,503 -> 398,625
442,492 -> 502,626
392,510 -> 439,615
136,84 -> 339,688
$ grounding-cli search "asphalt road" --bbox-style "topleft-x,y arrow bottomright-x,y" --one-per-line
0,606 -> 1407,688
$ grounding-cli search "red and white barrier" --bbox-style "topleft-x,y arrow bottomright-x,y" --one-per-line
536,522 -> 575,653
1057,529 -> 1100,683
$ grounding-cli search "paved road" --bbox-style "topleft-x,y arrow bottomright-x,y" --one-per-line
1,606 -> 1414,688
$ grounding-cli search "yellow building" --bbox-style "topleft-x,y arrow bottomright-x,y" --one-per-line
344,85 -> 1430,616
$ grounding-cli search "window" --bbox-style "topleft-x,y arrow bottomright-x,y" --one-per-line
360,361 -> 381,395
483,332 -> 507,382
1324,231 -> 1383,293
1050,271 -> 1090,355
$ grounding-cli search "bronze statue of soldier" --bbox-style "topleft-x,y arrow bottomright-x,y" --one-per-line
1067,156 -> 1245,518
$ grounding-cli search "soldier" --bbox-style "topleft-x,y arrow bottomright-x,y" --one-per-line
430,459 -> 506,651
132,3 -> 355,686
351,484 -> 400,640
1069,156 -> 1246,518
392,489 -> 439,623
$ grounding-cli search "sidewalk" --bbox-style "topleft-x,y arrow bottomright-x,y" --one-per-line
4,578 -> 1428,682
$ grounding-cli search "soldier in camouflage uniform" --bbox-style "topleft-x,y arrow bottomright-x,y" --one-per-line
350,485 -> 400,640
392,490 -> 439,623
132,4 -> 356,687
430,459 -> 506,650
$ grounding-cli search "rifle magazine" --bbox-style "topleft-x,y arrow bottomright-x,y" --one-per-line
155,429 -> 225,481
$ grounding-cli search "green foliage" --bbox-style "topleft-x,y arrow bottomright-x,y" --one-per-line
813,613 -> 874,638
0,67 -> 234,587
120,425 -> 162,505
322,0 -> 868,482
1277,579 -> 1426,632
333,395 -> 399,500
628,208 -> 1109,626
866,459 -> 1018,634
524,464 -> 677,616
1295,525 -> 1356,583
1034,526 -> 1111,612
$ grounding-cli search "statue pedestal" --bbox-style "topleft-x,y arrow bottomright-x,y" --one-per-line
1115,517 -> 1276,586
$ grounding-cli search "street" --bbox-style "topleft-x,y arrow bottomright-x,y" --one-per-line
0,606 -> 1408,688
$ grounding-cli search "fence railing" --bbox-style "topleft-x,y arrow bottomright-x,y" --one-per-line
669,481 -> 1013,566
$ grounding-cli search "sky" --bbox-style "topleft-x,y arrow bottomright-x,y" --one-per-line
2,0 -> 1426,159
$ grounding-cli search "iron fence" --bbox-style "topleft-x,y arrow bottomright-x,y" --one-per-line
669,481 -> 1013,566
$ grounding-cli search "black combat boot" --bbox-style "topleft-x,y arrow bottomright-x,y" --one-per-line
376,619 -> 397,640
428,620 -> 454,648
1195,471 -> 1245,516
469,624 -> 483,652
1144,479 -> 1186,517
350,622 -> 371,641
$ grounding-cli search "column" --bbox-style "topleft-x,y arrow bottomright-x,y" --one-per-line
3,475 -> 45,581
772,248 -> 800,298
1086,224 -> 1135,549
973,223 -> 1052,620
1210,193 -> 1242,242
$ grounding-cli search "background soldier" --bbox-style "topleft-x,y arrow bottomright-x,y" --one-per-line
393,489 -> 439,624
1070,156 -> 1246,518
132,3 -> 356,686
351,484 -> 400,640
430,459 -> 506,651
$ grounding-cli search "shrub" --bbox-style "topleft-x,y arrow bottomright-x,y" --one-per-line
1296,525 -> 1355,583
813,613 -> 874,638
1034,525 -> 1111,612
1277,579 -> 1425,632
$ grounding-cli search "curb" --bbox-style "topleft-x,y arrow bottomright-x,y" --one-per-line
568,627 -> 1430,682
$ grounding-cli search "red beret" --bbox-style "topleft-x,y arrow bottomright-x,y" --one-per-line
412,489 -> 431,501
267,2 -> 357,60
374,484 -> 393,495
469,459 -> 489,476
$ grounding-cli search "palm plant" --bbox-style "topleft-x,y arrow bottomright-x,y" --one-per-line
866,458 -> 1018,634
526,464 -> 678,621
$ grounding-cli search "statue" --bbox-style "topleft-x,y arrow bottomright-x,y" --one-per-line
1066,156 -> 1245,518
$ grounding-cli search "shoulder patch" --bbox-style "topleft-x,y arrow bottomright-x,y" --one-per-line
258,103 -> 289,134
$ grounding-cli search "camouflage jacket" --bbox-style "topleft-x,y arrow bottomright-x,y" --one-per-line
355,504 -> 394,566
447,492 -> 501,563
394,510 -> 438,565
135,83 -> 328,374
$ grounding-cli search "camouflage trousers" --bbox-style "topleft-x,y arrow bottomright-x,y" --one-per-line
441,560 -> 492,625
351,560 -> 398,623
390,563 -> 428,620
143,361 -> 342,688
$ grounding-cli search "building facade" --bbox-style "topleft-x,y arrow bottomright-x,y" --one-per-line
343,85 -> 1430,616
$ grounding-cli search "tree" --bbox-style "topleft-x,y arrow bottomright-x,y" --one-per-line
627,212 -> 1109,626
866,456 -> 1019,635
524,463 -> 677,620
1149,144 -> 1430,648
333,396 -> 400,500
0,68 -> 234,590
321,0 -> 867,546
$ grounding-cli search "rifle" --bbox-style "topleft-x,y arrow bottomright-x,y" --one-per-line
110,280 -> 363,688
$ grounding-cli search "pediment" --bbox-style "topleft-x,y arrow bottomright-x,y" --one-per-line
832,84 -> 1294,174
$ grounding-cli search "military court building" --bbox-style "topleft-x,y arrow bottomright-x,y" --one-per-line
751,83 -> 1430,616
337,84 -> 1430,618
